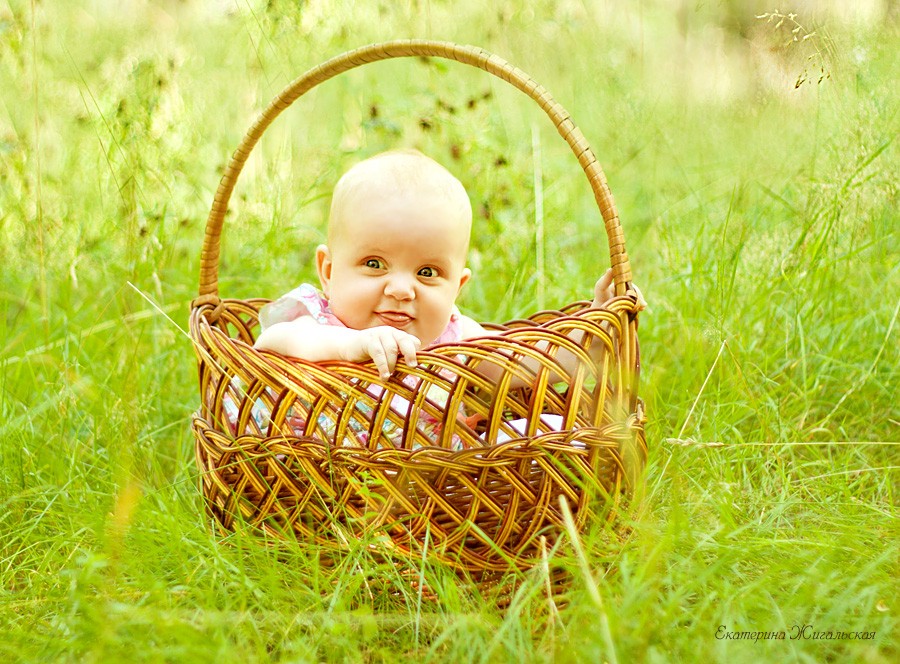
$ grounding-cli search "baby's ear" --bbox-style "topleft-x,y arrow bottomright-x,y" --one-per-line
315,244 -> 332,294
457,267 -> 472,293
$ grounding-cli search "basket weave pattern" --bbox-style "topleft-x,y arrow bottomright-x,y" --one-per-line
190,41 -> 646,576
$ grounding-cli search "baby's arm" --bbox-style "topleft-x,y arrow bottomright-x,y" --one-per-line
254,316 -> 421,379
456,269 -> 645,389
456,314 -> 558,388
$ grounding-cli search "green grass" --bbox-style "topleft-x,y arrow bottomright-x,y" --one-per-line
1,0 -> 897,661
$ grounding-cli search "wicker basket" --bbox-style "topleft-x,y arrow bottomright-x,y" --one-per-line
190,40 -> 646,579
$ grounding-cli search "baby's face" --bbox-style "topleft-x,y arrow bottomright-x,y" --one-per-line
316,190 -> 471,346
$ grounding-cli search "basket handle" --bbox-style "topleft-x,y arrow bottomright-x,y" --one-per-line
195,40 -> 633,305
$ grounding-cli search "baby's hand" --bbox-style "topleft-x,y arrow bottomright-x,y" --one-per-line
592,268 -> 647,311
592,269 -> 615,306
345,326 -> 421,379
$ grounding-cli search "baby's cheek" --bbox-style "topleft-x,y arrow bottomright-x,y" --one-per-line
330,303 -> 364,330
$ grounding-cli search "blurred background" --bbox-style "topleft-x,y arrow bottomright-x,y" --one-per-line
1,2 -> 897,659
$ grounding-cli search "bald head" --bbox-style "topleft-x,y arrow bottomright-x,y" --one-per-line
328,150 -> 472,249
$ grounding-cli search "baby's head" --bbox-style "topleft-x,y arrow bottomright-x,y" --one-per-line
315,150 -> 473,346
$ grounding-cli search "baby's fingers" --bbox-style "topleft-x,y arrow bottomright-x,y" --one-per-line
593,268 -> 615,306
367,337 -> 398,379
395,333 -> 421,369
596,268 -> 613,292
628,283 -> 648,311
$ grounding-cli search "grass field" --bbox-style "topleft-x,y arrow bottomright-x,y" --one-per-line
1,0 -> 897,661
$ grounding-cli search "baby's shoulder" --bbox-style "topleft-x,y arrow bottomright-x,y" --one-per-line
259,283 -> 331,331
456,313 -> 490,340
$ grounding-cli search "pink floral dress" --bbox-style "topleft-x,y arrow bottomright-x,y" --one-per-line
223,284 -> 467,449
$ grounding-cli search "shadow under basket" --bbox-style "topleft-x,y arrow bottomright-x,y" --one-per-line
189,40 -> 648,585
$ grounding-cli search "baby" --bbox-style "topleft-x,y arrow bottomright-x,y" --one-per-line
254,149 -> 621,381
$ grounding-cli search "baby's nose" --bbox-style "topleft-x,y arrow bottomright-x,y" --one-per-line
384,274 -> 415,300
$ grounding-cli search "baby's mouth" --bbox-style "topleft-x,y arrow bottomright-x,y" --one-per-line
376,311 -> 414,328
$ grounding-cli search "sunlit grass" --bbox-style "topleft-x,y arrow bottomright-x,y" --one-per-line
1,0 -> 898,662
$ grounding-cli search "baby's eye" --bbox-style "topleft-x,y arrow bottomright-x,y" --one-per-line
417,266 -> 439,278
365,258 -> 385,269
